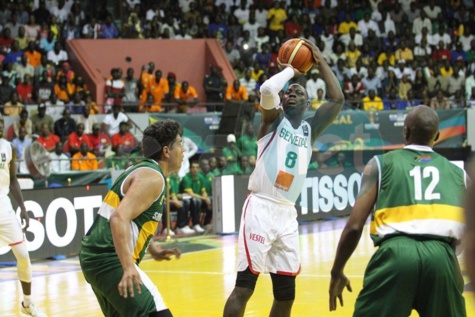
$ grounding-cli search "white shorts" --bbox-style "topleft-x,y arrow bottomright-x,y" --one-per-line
237,194 -> 301,275
0,195 -> 23,248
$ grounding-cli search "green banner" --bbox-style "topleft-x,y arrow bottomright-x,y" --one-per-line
150,109 -> 467,152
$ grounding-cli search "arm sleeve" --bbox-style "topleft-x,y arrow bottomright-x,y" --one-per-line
259,67 -> 294,110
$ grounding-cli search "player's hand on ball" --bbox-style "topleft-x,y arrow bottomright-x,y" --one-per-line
276,58 -> 303,77
301,39 -> 321,67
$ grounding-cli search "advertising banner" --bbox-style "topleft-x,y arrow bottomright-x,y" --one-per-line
0,185 -> 107,262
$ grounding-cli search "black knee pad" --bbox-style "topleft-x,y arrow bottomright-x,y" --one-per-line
149,308 -> 173,317
270,273 -> 296,301
235,267 -> 259,290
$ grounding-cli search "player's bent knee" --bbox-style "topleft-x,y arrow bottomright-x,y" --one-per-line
235,267 -> 259,290
271,273 -> 296,301
149,308 -> 173,317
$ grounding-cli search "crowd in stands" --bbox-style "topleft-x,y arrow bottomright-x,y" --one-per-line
0,0 -> 473,116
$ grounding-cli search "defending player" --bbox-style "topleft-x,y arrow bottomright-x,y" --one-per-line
329,105 -> 467,316
223,39 -> 344,316
80,120 -> 183,317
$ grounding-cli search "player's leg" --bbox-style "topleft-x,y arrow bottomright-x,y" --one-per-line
223,267 -> 259,317
223,195 -> 274,317
266,207 -> 300,317
354,236 -> 419,317
414,240 -> 466,317
189,197 -> 202,227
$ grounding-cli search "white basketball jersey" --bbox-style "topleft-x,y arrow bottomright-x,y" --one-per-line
0,139 -> 12,198
248,117 -> 312,205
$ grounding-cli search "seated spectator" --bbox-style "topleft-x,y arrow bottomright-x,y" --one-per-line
382,30 -> 400,52
16,55 -> 35,85
71,142 -> 99,171
111,121 -> 137,153
88,123 -> 112,157
345,42 -> 361,68
49,141 -> 71,172
68,92 -> 85,114
178,136 -> 198,179
0,28 -> 15,56
306,69 -> 326,100
13,109 -> 32,140
344,74 -> 365,109
395,39 -> 414,63
237,123 -> 257,159
35,70 -> 55,103
31,103 -> 54,134
398,75 -> 412,100
414,39 -> 432,62
447,66 -> 465,97
144,70 -> 169,113
239,68 -> 257,97
4,40 -> 24,67
37,122 -> 60,152
362,89 -> 384,111
327,151 -> 352,167
16,74 -> 34,104
411,69 -> 428,99
12,126 -> 31,173
3,92 -> 24,116
47,42 -> 68,66
68,123 -> 92,156
430,89 -> 450,109
24,41 -> 41,68
39,30 -> 56,54
178,161 -> 207,233
405,89 -> 422,108
54,74 -> 72,103
174,81 -> 198,113
161,171 -> 191,235
101,15 -> 119,39
222,134 -> 242,175
384,87 -> 406,110
101,104 -> 129,136
348,58 -> 368,79
449,89 -> 466,109
106,144 -> 132,170
311,88 -> 327,110
225,79 -> 248,102
54,108 -> 76,142
84,93 -> 100,115
432,41 -> 451,61
362,68 -> 382,96
45,93 -> 66,118
340,28 -> 363,49
122,67 -> 139,112
76,104 -> 96,135
440,59 -> 453,78
393,60 -> 412,80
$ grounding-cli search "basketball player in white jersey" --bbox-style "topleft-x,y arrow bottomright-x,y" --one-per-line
0,118 -> 47,317
223,39 -> 345,317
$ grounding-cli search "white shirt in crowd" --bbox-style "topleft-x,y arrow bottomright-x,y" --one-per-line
50,152 -> 71,173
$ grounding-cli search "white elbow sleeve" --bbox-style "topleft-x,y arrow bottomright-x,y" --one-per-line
260,82 -> 280,110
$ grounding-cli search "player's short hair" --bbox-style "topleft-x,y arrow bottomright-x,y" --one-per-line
143,119 -> 182,160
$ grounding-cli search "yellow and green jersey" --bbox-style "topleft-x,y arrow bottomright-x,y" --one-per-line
81,159 -> 166,265
370,145 -> 466,246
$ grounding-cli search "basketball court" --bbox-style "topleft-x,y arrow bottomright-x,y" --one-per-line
1,218 -> 474,316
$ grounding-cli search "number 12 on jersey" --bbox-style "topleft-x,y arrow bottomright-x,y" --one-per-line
409,165 -> 441,201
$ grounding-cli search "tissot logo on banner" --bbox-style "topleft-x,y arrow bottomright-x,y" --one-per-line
0,185 -> 106,261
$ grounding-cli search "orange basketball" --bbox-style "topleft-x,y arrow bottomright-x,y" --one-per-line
278,39 -> 315,73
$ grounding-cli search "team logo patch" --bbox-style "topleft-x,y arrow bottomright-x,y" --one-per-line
274,170 -> 295,192
415,155 -> 432,163
302,125 -> 309,136
1,153 -> 5,162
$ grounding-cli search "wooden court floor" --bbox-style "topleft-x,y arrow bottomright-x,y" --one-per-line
1,218 -> 474,317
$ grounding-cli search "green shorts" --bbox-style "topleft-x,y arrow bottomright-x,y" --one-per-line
354,236 -> 466,317
79,247 -> 167,317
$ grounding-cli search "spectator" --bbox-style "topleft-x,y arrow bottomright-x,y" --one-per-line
348,58 -> 368,79
237,123 -> 257,159
344,74 -> 365,109
13,109 -> 32,140
266,1 -> 287,40
412,11 -> 432,35
222,134 -> 242,175
450,89 -> 466,109
451,42 -> 467,64
68,123 -> 92,156
174,81 -> 198,113
398,75 -> 412,100
362,89 -> 384,111
24,15 -> 40,42
345,42 -> 361,68
16,56 -> 34,86
105,144 -> 131,170
101,15 -> 119,39
12,126 -> 31,173
16,74 -> 34,104
76,104 -> 96,135
340,27 -> 363,49
179,161 -> 207,233
45,93 -> 66,118
122,67 -> 139,112
423,0 -> 442,19
33,0 -> 51,25
71,142 -> 99,171
447,66 -> 465,97
0,28 -> 15,55
311,88 -> 327,110
3,92 -> 24,116
82,16 -> 101,39
178,136 -> 198,179
111,121 -> 137,153
88,123 -> 112,157
161,171 -> 192,235
432,25 -> 452,49
4,40 -> 24,66
102,104 -> 129,136
466,69 -> 475,99
395,39 -> 414,63
144,70 -> 169,113
413,38 -> 432,62
226,79 -> 248,102
49,141 -> 71,172
338,13 -> 358,35
105,68 -> 125,113
327,151 -> 352,167
139,62 -> 155,108
411,69 -> 428,99
54,74 -> 72,103
357,12 -> 380,38
31,103 -> 54,134
224,41 -> 241,67
37,122 -> 60,152
430,89 -> 450,109
204,65 -> 226,112
34,55 -> 55,85
24,41 -> 41,69
362,68 -> 382,96
54,108 -> 76,142
39,29 -> 56,54
47,42 -> 68,66
239,69 -> 257,97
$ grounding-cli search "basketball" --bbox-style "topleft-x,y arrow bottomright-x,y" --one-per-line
278,39 -> 315,73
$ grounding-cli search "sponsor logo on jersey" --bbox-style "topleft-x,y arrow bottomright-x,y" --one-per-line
415,155 -> 432,163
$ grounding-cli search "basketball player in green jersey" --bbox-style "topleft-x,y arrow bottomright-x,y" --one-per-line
329,105 -> 467,317
464,160 -> 475,295
80,120 -> 183,317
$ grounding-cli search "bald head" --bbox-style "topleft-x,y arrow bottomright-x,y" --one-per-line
403,105 -> 439,146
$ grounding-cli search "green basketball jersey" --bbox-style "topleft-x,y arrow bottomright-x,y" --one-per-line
81,159 -> 166,264
370,146 -> 466,246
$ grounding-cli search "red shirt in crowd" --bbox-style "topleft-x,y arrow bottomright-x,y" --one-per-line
37,133 -> 60,152
111,132 -> 135,151
88,132 -> 111,151
68,132 -> 92,152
